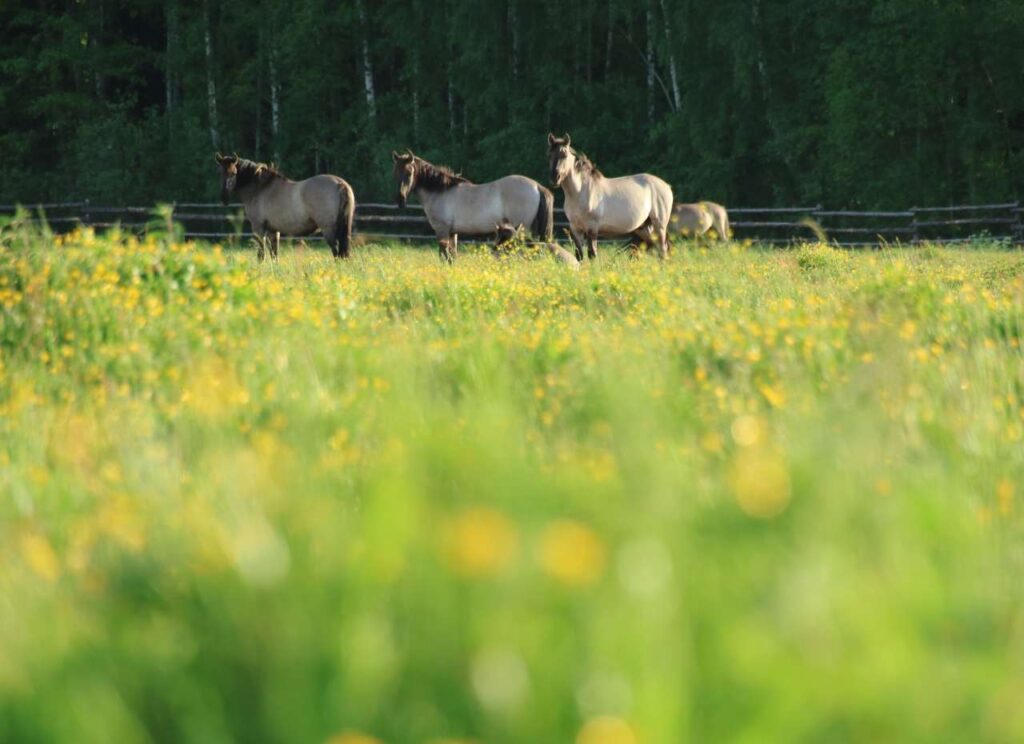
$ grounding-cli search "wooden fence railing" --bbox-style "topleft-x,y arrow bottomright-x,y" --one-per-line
1,199 -> 1021,247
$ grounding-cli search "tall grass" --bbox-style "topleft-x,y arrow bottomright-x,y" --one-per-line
1,222 -> 1023,743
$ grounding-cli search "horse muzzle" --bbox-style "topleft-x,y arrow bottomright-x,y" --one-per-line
396,194 -> 407,208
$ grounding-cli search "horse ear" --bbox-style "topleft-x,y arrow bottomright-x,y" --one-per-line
215,152 -> 224,164
547,133 -> 556,146
392,150 -> 400,162
405,148 -> 415,159
563,133 -> 571,147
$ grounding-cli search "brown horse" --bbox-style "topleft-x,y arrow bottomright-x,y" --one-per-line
392,150 -> 554,263
673,201 -> 731,241
215,153 -> 356,260
547,133 -> 673,260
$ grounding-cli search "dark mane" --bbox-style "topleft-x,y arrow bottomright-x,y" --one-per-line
235,158 -> 286,189
573,150 -> 603,178
414,157 -> 472,191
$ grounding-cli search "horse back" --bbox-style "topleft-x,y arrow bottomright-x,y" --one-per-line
447,175 -> 542,235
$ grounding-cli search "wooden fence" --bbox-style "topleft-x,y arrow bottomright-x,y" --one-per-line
1,199 -> 1021,247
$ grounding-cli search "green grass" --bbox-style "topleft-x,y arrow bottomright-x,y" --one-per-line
1,222 -> 1023,743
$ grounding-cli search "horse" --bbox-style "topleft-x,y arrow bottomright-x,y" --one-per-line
391,149 -> 553,263
674,201 -> 731,241
494,220 -> 580,270
547,133 -> 673,261
215,153 -> 355,260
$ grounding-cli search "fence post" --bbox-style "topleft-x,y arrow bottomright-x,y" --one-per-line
1011,202 -> 1021,247
910,207 -> 919,245
82,198 -> 91,228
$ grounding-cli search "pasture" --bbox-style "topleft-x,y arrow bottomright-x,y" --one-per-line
2,221 -> 1023,743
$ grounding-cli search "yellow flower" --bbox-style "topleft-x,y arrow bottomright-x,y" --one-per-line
729,448 -> 791,519
730,415 -> 762,447
441,507 -> 518,577
577,716 -> 637,744
20,531 -> 61,582
539,520 -> 606,587
325,733 -> 384,744
997,479 -> 1014,516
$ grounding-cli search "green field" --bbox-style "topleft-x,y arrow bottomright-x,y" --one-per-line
2,221 -> 1023,743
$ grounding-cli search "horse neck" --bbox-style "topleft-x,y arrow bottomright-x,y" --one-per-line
415,185 -> 452,214
560,164 -> 593,202
234,179 -> 269,206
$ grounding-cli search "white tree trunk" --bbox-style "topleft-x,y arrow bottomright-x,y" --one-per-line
203,0 -> 219,148
270,46 -> 281,159
658,0 -> 681,112
355,0 -> 377,122
605,0 -> 614,78
165,0 -> 178,115
448,80 -> 455,136
646,1 -> 655,120
508,0 -> 519,82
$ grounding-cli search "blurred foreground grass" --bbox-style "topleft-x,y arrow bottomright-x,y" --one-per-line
1,223 -> 1023,743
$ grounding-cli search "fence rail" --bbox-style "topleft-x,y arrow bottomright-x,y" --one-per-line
1,199 -> 1020,247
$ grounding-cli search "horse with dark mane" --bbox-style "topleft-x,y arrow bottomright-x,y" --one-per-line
215,153 -> 356,260
392,149 -> 553,263
547,133 -> 673,260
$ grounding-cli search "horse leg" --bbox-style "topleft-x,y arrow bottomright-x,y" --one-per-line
586,231 -> 598,260
256,232 -> 266,262
438,236 -> 453,264
324,228 -> 339,258
570,226 -> 585,262
450,233 -> 459,261
271,231 -> 280,262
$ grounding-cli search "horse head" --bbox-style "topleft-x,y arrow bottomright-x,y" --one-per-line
547,133 -> 574,187
215,152 -> 240,204
392,149 -> 416,207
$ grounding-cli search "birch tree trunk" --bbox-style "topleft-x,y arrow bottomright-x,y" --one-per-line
412,0 -> 421,141
658,0 -> 682,111
646,1 -> 655,121
355,0 -> 377,123
508,0 -> 519,83
93,0 -> 106,99
269,45 -> 281,160
203,0 -> 219,149
605,0 -> 614,78
165,0 -> 178,115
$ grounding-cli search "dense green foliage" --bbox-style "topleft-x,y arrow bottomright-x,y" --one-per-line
1,1 -> 1023,208
2,221 -> 1024,742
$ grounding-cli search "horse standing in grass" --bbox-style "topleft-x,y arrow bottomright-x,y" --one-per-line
674,201 -> 731,241
547,133 -> 673,260
391,150 -> 554,263
215,153 -> 356,261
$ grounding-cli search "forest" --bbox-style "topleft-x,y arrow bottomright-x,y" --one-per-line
1,0 -> 1023,209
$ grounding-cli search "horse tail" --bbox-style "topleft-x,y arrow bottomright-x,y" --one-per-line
720,206 -> 731,241
337,181 -> 355,258
713,203 -> 731,241
532,185 -> 555,241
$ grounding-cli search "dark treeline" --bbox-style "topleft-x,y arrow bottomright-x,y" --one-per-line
2,0 -> 1023,209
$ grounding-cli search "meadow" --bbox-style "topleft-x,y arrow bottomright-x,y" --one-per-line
1,218 -> 1023,743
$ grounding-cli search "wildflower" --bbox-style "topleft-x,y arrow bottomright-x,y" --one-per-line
440,507 -> 518,577
539,520 -> 607,586
997,479 -> 1014,516
20,531 -> 61,582
729,447 -> 791,519
577,716 -> 637,744
325,733 -> 384,744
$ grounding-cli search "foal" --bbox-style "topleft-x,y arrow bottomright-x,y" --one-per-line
494,221 -> 580,269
